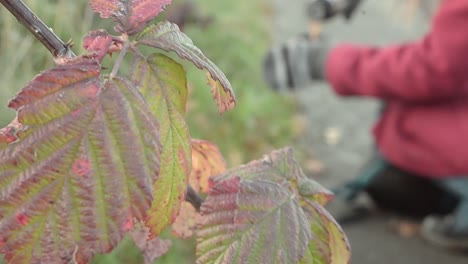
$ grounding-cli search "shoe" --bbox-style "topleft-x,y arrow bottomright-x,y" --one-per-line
421,215 -> 468,250
326,190 -> 376,225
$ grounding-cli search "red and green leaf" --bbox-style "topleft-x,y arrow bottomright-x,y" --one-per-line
198,148 -> 350,264
136,21 -> 236,113
89,0 -> 172,34
0,57 -> 161,264
130,53 -> 190,237
197,176 -> 312,264
300,201 -> 350,264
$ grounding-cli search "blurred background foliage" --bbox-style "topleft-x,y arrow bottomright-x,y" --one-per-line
0,0 -> 303,263
181,0 -> 303,167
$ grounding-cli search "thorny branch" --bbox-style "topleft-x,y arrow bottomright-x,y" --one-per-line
0,0 -> 75,58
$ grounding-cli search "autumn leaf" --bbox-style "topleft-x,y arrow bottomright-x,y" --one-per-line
83,29 -> 113,60
0,117 -> 24,145
129,221 -> 172,264
171,201 -> 202,239
171,139 -> 224,239
89,0 -> 172,34
130,53 -> 190,237
136,21 -> 236,113
190,139 -> 226,194
197,148 -> 350,264
212,147 -> 333,206
197,176 -> 312,264
0,57 -> 161,264
300,200 -> 351,264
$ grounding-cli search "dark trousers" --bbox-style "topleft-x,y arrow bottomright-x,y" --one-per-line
363,160 -> 460,219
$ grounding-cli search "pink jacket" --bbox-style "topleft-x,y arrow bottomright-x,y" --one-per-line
325,0 -> 468,178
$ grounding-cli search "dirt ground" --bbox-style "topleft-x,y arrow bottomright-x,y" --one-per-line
269,0 -> 468,263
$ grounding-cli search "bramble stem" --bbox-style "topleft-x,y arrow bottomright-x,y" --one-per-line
186,185 -> 204,212
0,0 -> 74,58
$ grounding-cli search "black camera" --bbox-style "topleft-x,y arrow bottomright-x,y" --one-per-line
307,0 -> 363,21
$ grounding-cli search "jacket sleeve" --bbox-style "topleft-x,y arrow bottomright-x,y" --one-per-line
325,0 -> 468,102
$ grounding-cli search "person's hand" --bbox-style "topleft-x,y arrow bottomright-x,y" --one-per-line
262,33 -> 329,92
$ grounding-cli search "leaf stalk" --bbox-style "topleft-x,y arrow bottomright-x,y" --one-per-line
109,40 -> 129,79
186,185 -> 204,212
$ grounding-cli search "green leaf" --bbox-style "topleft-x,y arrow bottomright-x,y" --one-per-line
197,177 -> 312,264
136,21 -> 236,113
130,53 -> 190,237
198,148 -> 350,264
0,58 -> 161,264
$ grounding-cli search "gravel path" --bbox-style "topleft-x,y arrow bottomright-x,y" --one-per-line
269,0 -> 468,263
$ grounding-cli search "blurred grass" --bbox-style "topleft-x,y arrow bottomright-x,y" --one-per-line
182,0 -> 299,166
0,0 -> 300,263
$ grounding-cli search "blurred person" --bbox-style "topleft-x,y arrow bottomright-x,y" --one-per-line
263,0 -> 468,250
